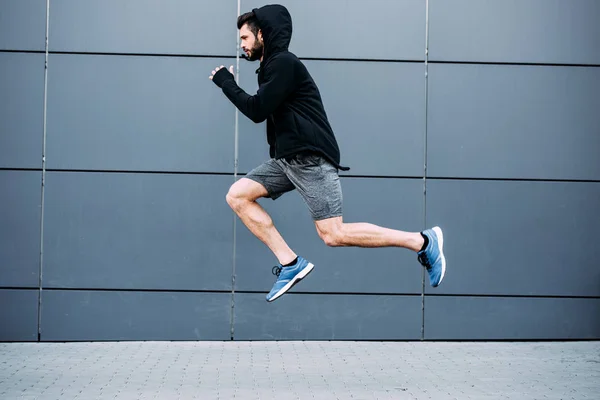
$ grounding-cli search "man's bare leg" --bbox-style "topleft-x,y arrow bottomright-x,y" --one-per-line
315,216 -> 425,252
226,178 -> 297,265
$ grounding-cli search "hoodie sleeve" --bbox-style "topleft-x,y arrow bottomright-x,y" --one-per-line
213,55 -> 296,123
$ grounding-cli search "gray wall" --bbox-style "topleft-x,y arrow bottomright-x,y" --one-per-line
1,0 -> 598,342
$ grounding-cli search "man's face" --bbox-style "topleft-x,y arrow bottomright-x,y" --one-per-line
240,24 -> 264,61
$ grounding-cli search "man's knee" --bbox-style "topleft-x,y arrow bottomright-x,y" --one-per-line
322,233 -> 343,247
226,184 -> 245,211
225,189 -> 248,211
317,223 -> 345,247
226,178 -> 267,211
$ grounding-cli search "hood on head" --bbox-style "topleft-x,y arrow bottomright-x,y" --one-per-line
252,4 -> 292,60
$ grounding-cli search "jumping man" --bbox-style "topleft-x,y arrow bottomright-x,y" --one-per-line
210,4 -> 446,302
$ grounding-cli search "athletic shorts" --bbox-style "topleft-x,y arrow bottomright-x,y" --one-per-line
244,152 -> 343,221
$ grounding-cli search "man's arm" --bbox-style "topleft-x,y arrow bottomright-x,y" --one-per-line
210,56 -> 296,123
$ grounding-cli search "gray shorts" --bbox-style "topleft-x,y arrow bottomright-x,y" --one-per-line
244,153 -> 343,221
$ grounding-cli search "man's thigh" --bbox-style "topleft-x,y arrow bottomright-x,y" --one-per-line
284,153 -> 343,221
244,158 -> 295,200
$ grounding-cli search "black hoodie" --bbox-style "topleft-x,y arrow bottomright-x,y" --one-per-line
212,4 -> 349,171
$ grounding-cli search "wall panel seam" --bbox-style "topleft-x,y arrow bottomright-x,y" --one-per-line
2,50 -> 599,68
230,0 -> 241,342
420,0 -> 430,342
423,294 -> 600,300
34,288 -> 425,296
0,168 -> 43,172
428,60 -> 600,68
3,287 -> 598,300
37,0 -> 51,342
4,168 -> 599,183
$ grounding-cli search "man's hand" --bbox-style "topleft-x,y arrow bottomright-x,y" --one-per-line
209,65 -> 234,80
209,65 -> 235,88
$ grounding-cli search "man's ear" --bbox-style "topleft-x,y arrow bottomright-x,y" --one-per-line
257,29 -> 263,42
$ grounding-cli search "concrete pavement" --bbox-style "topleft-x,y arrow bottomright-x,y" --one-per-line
1,340 -> 598,399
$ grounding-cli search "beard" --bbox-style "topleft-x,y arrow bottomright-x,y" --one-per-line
244,40 -> 264,61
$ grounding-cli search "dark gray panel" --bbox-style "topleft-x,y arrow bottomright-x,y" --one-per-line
234,293 -> 421,340
237,60 -> 425,176
429,0 -> 600,64
0,53 -> 44,169
425,180 -> 600,297
41,290 -> 231,341
0,289 -> 38,341
43,172 -> 234,290
46,54 -> 235,172
235,178 -> 424,294
424,296 -> 600,340
0,171 -> 41,287
0,0 -> 46,51
48,0 -> 237,55
427,64 -> 600,180
241,0 -> 425,60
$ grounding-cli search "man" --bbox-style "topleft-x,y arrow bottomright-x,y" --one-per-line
210,4 -> 446,302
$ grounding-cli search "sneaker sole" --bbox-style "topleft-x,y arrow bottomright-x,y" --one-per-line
432,226 -> 446,286
266,262 -> 314,302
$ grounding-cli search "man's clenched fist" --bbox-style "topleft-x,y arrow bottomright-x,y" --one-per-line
210,65 -> 235,88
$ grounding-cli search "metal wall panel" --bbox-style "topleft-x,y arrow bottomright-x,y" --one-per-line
424,296 -> 600,340
427,64 -> 600,180
45,54 -> 236,172
234,293 -> 422,340
235,178 -> 424,294
240,0 -> 425,60
424,180 -> 600,297
48,0 -> 237,55
0,53 -> 44,169
428,0 -> 600,64
40,290 -> 231,341
42,172 -> 234,290
236,60 -> 425,176
2,0 -> 597,343
0,0 -> 46,51
0,289 -> 38,341
0,171 -> 41,287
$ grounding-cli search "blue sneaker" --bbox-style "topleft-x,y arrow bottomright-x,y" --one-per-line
418,226 -> 446,287
266,256 -> 314,302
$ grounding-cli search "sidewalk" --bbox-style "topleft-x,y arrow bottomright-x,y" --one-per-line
1,340 -> 598,399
